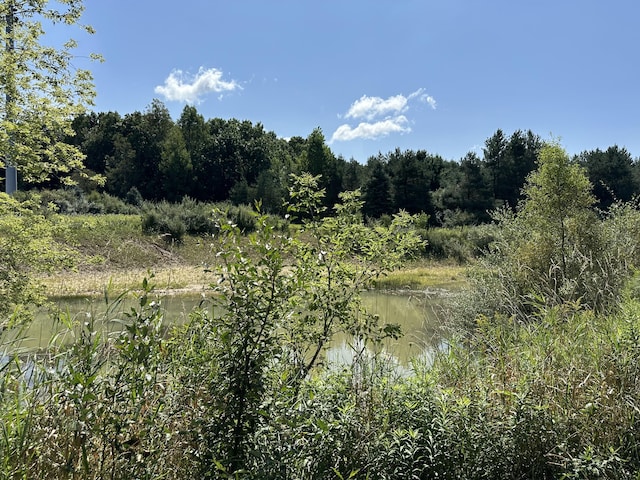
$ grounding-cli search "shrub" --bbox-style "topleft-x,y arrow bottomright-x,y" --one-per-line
36,187 -> 100,214
6,288 -> 640,478
86,190 -> 138,214
174,197 -> 218,235
17,188 -> 140,215
454,142 -> 638,325
0,194 -> 74,325
438,207 -> 478,227
9,166 -> 640,478
141,197 -> 219,242
421,225 -> 496,262
169,174 -> 423,476
125,186 -> 144,207
223,203 -> 257,233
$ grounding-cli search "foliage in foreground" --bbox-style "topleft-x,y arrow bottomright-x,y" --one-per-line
0,193 -> 73,325
3,165 -> 640,478
3,282 -> 640,478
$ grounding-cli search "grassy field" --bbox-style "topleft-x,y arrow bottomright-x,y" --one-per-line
375,261 -> 466,291
40,213 -> 466,297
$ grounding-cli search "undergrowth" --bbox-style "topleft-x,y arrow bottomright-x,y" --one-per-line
3,280 -> 640,478
6,158 -> 640,478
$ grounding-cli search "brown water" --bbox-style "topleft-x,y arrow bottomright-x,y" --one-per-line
18,290 -> 449,365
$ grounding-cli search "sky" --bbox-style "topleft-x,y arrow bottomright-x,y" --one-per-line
65,0 -> 640,163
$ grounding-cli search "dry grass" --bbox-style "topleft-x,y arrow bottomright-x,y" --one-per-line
375,261 -> 467,291
41,260 -> 466,299
40,265 -> 214,298
41,214 -> 221,297
41,213 -> 468,298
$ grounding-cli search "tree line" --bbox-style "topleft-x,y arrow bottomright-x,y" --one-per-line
30,99 -> 640,225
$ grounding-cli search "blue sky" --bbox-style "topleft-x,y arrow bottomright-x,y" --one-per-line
71,0 -> 640,163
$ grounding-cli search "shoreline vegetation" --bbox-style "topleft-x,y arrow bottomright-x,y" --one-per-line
38,211 -> 468,298
7,154 -> 640,478
40,260 -> 467,299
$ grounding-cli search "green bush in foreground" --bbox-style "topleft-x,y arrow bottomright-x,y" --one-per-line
3,169 -> 640,478
5,286 -> 640,478
0,193 -> 74,325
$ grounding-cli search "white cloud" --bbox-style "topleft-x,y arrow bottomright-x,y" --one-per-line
331,88 -> 435,143
154,67 -> 241,104
330,116 -> 411,142
409,88 -> 437,110
345,94 -> 408,121
425,95 -> 437,109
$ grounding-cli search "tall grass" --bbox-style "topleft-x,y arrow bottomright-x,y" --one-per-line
5,191 -> 640,477
3,282 -> 640,478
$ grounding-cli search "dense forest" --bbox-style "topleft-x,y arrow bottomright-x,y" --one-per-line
17,99 -> 640,225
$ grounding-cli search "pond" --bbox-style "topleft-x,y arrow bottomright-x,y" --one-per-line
17,290 -> 451,365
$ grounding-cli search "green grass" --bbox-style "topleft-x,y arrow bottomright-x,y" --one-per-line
375,261 -> 467,290
44,214 -> 465,297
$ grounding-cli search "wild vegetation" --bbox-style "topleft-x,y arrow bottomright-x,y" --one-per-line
3,3 -> 640,476
3,146 -> 640,477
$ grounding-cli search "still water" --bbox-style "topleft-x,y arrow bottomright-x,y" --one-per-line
21,290 -> 449,365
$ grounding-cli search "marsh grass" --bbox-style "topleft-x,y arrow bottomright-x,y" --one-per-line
41,265 -> 213,297
375,261 -> 466,290
422,299 -> 640,478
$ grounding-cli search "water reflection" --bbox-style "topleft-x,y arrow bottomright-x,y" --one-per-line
20,290 -> 449,364
362,291 -> 447,361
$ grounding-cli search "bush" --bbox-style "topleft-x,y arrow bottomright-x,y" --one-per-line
174,197 -> 219,235
125,186 -> 144,207
6,291 -> 640,478
141,197 -> 219,242
438,207 -> 478,227
86,190 -> 138,214
37,187 -> 101,214
17,188 -> 139,215
223,203 -> 257,233
0,194 -> 74,325
421,225 -> 496,262
454,143 -> 639,325
140,199 -> 287,243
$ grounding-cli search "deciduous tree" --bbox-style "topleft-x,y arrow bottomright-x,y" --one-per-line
0,0 -> 100,187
